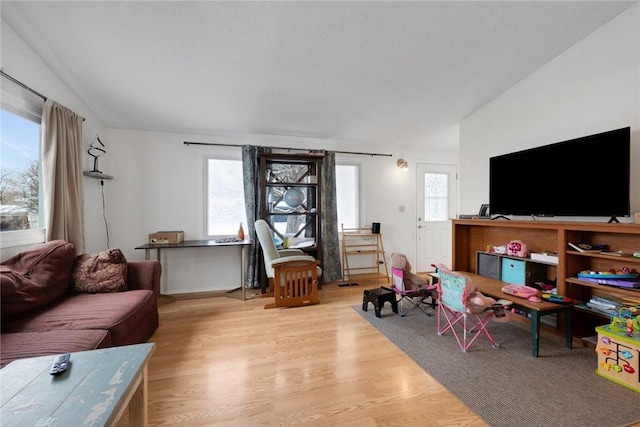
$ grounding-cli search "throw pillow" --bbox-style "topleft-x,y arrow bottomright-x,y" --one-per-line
1,240 -> 76,322
71,248 -> 128,293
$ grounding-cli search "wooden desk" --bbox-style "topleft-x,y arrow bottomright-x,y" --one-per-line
1,343 -> 155,427
465,273 -> 573,357
135,239 -> 251,300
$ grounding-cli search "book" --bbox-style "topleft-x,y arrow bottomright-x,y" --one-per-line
530,252 -> 559,264
580,277 -> 640,288
568,242 -> 601,253
589,296 -> 619,308
585,302 -> 617,316
600,250 -> 634,257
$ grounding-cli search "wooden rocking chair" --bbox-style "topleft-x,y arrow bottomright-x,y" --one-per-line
266,258 -> 320,309
255,219 -> 321,309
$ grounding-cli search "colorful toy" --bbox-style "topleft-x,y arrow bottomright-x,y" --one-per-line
541,293 -> 573,304
507,240 -> 529,258
578,269 -> 638,279
610,307 -> 640,338
595,324 -> 640,393
501,284 -> 538,299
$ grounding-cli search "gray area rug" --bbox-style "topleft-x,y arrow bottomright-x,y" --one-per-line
354,305 -> 640,427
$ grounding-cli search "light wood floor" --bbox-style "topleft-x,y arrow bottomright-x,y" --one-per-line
141,281 -> 486,427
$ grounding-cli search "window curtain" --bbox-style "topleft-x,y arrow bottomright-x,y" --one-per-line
41,100 -> 85,254
242,145 -> 271,289
320,151 -> 342,281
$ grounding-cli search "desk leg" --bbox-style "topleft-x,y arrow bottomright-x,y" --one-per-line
565,308 -> 573,349
240,245 -> 247,301
144,249 -> 150,261
531,311 -> 540,358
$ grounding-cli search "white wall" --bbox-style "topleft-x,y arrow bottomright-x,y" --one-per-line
106,128 -> 457,293
459,5 -> 640,221
0,16 -> 457,288
13,4 -> 634,289
0,19 -> 108,260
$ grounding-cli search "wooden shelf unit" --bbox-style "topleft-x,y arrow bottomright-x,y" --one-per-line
341,225 -> 389,285
452,219 -> 640,341
259,153 -> 322,292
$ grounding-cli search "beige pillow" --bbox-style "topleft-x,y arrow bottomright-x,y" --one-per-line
71,248 -> 128,293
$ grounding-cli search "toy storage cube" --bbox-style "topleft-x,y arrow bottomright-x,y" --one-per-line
595,325 -> 640,393
477,252 -> 500,280
501,259 -> 526,284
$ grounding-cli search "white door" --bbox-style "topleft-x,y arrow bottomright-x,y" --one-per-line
415,163 -> 457,272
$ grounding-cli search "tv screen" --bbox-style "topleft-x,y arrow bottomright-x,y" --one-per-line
489,127 -> 630,218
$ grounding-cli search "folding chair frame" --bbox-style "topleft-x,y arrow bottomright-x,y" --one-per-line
436,267 -> 504,352
390,267 -> 436,317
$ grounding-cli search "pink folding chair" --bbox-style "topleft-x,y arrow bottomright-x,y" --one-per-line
436,265 -> 511,352
390,267 -> 437,317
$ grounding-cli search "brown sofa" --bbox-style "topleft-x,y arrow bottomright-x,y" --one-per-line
0,240 -> 161,368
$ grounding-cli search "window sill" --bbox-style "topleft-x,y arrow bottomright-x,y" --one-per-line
0,228 -> 46,249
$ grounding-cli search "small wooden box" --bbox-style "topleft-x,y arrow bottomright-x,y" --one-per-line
149,231 -> 184,244
595,325 -> 640,393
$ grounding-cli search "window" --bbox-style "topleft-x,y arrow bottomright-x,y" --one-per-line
336,164 -> 359,231
204,158 -> 357,237
424,173 -> 448,221
205,156 -> 247,237
1,98 -> 45,246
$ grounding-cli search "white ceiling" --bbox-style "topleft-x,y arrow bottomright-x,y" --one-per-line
2,1 -> 636,151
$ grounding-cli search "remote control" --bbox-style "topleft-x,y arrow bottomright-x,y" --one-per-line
49,353 -> 70,375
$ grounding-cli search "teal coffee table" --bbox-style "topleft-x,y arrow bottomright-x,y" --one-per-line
1,343 -> 155,427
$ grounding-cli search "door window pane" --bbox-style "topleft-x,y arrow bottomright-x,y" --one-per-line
424,173 -> 448,221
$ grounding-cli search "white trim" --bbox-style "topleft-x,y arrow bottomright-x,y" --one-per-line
0,228 -> 46,248
1,88 -> 43,123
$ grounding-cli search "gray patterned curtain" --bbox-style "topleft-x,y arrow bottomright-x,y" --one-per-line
320,151 -> 342,281
242,145 -> 271,288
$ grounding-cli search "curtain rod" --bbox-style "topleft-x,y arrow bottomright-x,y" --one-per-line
183,141 -> 392,157
1,70 -> 47,101
1,70 -> 86,121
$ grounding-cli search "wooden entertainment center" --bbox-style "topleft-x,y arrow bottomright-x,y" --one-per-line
452,219 -> 640,343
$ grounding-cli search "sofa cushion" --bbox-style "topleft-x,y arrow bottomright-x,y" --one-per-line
1,240 -> 76,322
2,290 -> 158,346
71,248 -> 128,293
0,329 -> 111,368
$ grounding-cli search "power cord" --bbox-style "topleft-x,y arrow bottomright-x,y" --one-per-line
100,180 -> 110,248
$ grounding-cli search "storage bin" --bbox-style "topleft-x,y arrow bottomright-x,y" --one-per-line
501,258 -> 525,284
477,252 -> 500,280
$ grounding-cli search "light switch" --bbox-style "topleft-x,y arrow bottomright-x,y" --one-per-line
399,205 -> 405,213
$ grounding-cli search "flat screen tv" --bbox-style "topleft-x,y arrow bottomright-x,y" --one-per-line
489,127 -> 630,219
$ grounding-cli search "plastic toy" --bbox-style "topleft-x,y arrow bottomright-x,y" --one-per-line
541,293 -> 573,304
501,284 -> 538,299
507,240 -> 529,257
610,307 -> 640,338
